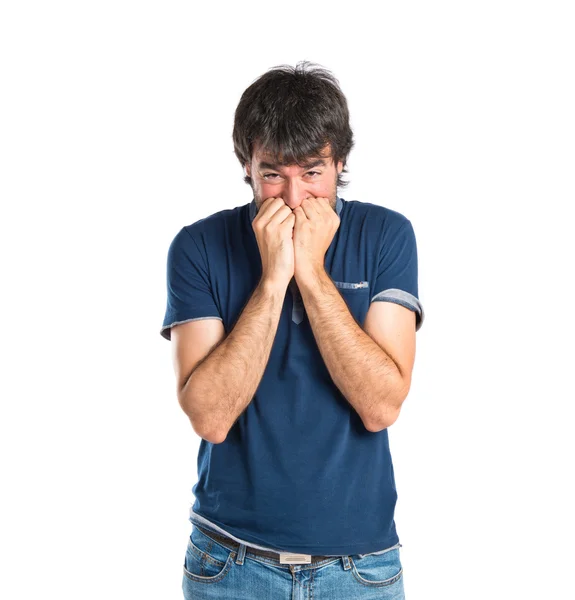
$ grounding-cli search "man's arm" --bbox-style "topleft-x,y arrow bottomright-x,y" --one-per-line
178,278 -> 286,443
297,268 -> 411,432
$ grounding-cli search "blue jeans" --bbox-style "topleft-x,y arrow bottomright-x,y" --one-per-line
182,523 -> 405,599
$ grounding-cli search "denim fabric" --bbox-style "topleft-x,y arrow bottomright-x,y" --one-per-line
182,524 -> 405,599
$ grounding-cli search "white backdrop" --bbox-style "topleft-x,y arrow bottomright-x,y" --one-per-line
1,1 -> 574,599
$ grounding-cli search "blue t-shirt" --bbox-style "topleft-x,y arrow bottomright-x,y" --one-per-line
160,195 -> 424,556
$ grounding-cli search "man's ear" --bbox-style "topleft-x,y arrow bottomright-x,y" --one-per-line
245,163 -> 251,177
337,160 -> 343,174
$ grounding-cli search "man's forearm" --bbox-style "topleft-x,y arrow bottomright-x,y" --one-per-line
297,268 -> 406,431
181,279 -> 286,443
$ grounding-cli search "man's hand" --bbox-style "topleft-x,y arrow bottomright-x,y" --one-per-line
252,197 -> 296,290
293,197 -> 340,283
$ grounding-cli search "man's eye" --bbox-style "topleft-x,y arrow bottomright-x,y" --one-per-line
262,171 -> 321,180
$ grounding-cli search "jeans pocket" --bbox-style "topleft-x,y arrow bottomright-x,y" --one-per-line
182,526 -> 235,583
349,544 -> 403,588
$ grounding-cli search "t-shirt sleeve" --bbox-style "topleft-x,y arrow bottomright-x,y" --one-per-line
371,219 -> 425,332
160,226 -> 223,341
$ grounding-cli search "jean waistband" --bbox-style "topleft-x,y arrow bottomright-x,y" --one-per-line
195,525 -> 337,564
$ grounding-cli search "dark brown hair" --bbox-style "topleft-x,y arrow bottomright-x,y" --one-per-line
232,61 -> 354,188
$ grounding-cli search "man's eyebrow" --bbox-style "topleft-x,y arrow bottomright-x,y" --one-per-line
257,159 -> 328,171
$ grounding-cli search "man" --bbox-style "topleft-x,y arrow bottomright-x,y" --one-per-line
161,61 -> 424,599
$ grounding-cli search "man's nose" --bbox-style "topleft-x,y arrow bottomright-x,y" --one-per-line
282,181 -> 310,210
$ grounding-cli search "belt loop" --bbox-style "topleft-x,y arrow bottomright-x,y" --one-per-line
235,541 -> 247,565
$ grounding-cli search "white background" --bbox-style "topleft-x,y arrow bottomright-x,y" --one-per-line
1,1 -> 574,598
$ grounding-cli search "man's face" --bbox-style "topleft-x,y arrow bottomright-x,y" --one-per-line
245,143 -> 344,214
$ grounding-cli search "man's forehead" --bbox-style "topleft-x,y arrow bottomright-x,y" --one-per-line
257,158 -> 331,170
255,149 -> 333,168
254,142 -> 332,164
